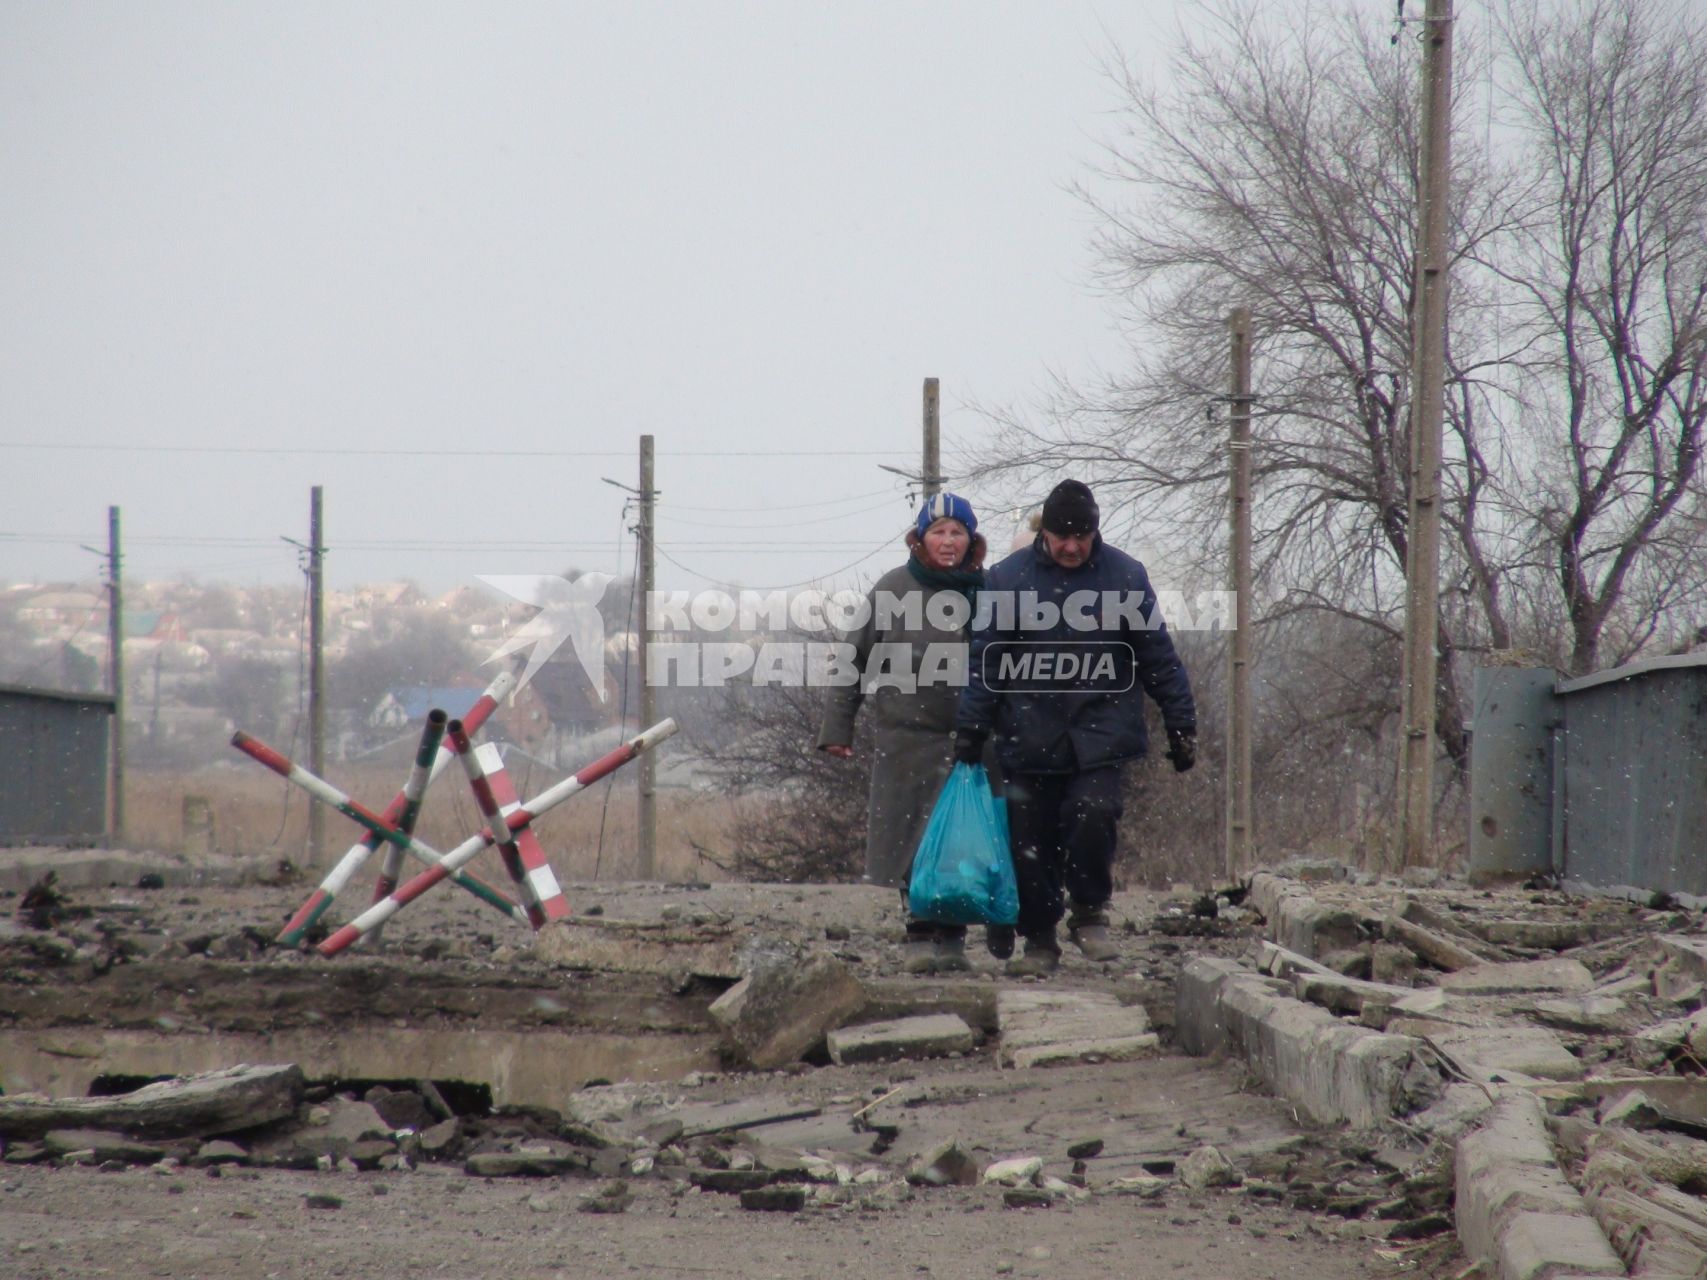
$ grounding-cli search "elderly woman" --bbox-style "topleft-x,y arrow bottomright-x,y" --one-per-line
817,493 -> 997,974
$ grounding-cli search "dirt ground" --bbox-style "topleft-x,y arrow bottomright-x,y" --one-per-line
0,857 -> 1468,1280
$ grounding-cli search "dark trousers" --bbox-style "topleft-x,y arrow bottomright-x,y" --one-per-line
1004,767 -> 1125,940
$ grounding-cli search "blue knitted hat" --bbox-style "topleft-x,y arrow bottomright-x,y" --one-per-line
914,492 -> 977,539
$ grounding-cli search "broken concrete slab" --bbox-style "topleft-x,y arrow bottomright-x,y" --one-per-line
618,1095 -> 822,1142
1527,995 -> 1631,1034
533,916 -> 742,979
0,1062 -> 304,1141
1581,1076 -> 1707,1127
826,1013 -> 975,1066
1383,914 -> 1485,972
1248,872 -> 1364,957
996,989 -> 1158,1069
1651,936 -> 1707,1004
1175,958 -> 1436,1128
1410,1084 -> 1496,1140
1630,1010 -> 1707,1070
1455,1092 -> 1624,1280
1425,1026 -> 1586,1083
1438,957 -> 1595,996
855,978 -> 998,1033
1462,917 -> 1601,951
1398,900 -> 1511,961
708,952 -> 867,1070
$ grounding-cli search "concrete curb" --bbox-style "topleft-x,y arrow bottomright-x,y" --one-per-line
1176,957 -> 1434,1128
1455,1092 -> 1627,1280
0,848 -> 270,895
1238,869 -> 1635,1279
1248,870 -> 1364,956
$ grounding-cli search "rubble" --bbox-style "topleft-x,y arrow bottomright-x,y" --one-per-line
996,988 -> 1158,1067
707,951 -> 867,1070
825,1013 -> 975,1065
0,1062 -> 305,1141
533,916 -> 743,980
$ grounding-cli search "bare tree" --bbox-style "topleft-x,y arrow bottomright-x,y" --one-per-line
1496,0 -> 1707,672
974,0 -> 1707,805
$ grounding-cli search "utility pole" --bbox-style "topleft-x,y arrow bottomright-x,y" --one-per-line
636,435 -> 657,881
106,506 -> 124,846
922,378 -> 942,498
1397,0 -> 1454,869
308,485 -> 326,867
1226,309 -> 1254,880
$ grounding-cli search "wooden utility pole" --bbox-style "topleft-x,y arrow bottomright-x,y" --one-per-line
1397,0 -> 1454,869
106,505 -> 124,846
1226,309 -> 1254,879
922,378 -> 941,497
636,435 -> 657,881
308,485 -> 326,867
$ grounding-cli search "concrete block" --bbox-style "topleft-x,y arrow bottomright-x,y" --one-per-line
1212,968 -> 1431,1127
1440,959 -> 1595,996
998,989 -> 1155,1069
854,979 -> 998,1032
825,1014 -> 974,1066
1174,957 -> 1247,1057
1454,1094 -> 1625,1280
1008,1034 -> 1160,1069
1529,996 -> 1630,1034
534,917 -> 742,979
708,953 -> 867,1070
1468,918 -> 1599,950
1428,1026 -> 1585,1083
1247,872 -> 1364,957
1413,1083 -> 1496,1139
1497,1212 -> 1624,1280
1650,936 -> 1707,1003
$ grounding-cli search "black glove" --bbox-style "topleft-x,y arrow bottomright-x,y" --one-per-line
1165,728 -> 1197,773
953,729 -> 987,767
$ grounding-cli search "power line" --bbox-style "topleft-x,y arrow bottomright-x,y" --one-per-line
0,441 -> 937,459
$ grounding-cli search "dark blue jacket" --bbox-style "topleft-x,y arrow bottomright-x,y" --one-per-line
955,535 -> 1195,774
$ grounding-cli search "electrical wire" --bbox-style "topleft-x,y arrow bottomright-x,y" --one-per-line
653,535 -> 899,593
0,441 -> 922,459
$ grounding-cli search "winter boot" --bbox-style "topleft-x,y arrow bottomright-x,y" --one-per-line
934,930 -> 971,974
985,924 -> 1016,960
903,922 -> 939,975
1067,906 -> 1120,963
1005,930 -> 1061,978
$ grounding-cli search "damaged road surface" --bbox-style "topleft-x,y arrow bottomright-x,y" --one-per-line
0,860 -> 1470,1280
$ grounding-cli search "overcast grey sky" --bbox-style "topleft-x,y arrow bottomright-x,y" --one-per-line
1,1 -> 1183,595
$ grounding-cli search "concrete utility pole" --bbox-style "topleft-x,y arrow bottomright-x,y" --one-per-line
307,486 -> 326,867
1226,309 -> 1254,879
1397,0 -> 1454,869
107,505 -> 124,847
922,378 -> 942,498
636,435 -> 657,881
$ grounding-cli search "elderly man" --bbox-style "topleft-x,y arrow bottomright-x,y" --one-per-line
954,480 -> 1196,976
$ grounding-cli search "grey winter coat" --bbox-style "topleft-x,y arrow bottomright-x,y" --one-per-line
816,542 -> 986,889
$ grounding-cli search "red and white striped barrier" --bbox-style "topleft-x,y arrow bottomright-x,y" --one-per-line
449,721 -> 547,930
474,740 -> 570,925
232,730 -> 528,928
317,718 -> 678,956
274,669 -> 518,945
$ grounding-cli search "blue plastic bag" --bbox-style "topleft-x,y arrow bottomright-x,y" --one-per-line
907,763 -> 1019,926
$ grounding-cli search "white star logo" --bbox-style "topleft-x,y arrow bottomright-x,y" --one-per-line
477,573 -> 615,699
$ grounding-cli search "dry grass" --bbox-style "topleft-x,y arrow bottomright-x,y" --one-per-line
126,765 -> 740,884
